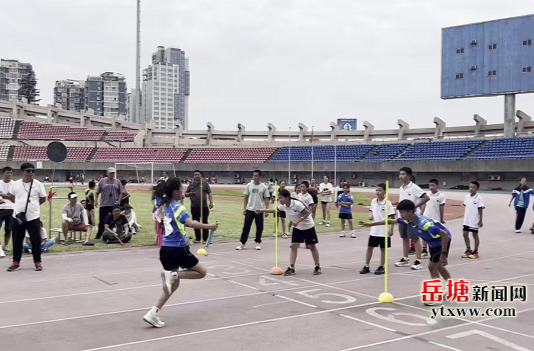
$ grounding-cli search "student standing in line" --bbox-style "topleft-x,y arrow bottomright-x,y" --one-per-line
0,166 -> 15,256
462,181 -> 485,259
336,184 -> 355,238
421,179 -> 446,259
508,178 -> 532,233
318,176 -> 333,227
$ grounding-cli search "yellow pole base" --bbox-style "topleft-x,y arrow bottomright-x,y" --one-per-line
378,292 -> 395,303
270,267 -> 283,275
197,248 -> 208,256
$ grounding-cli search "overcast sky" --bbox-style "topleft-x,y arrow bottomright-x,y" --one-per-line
2,0 -> 533,132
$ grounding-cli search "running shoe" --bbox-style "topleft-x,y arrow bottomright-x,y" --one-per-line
351,232 -> 357,238
340,232 -> 346,238
7,261 -> 20,272
326,221 -> 331,227
143,309 -> 165,328
395,258 -> 410,267
374,266 -> 385,275
462,250 -> 472,258
255,244 -> 262,250
421,250 -> 429,259
313,266 -> 322,275
319,221 -> 325,225
282,233 -> 289,239
284,267 -> 296,276
35,262 -> 43,271
2,246 -> 9,252
236,244 -> 246,250
0,247 -> 5,258
468,252 -> 479,259
408,248 -> 416,255
161,270 -> 178,296
360,266 -> 371,274
411,260 -> 423,270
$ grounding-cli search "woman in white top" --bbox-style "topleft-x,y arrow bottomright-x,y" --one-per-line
288,184 -> 302,233
318,176 -> 333,227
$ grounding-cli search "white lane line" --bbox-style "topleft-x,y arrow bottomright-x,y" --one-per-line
340,314 -> 396,332
276,295 -> 317,308
227,280 -> 258,290
428,341 -> 465,351
79,301 -> 381,351
253,301 -> 289,309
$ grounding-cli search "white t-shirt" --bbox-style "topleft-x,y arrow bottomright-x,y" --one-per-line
9,179 -> 47,222
278,199 -> 314,230
425,191 -> 446,222
298,192 -> 314,208
319,183 -> 333,203
463,193 -> 485,228
399,182 -> 426,214
369,198 -> 395,237
0,180 -> 15,210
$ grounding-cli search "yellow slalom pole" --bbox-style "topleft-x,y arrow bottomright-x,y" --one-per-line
197,179 -> 207,256
271,182 -> 283,275
378,180 -> 394,303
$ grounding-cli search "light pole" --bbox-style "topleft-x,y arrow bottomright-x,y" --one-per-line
136,0 -> 141,125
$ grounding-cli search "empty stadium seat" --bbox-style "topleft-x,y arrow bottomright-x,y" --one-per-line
397,140 -> 483,161
185,148 -> 276,163
363,143 -> 410,162
13,146 -> 93,162
0,118 -> 15,139
0,145 -> 9,161
104,132 -> 138,142
467,137 -> 534,160
18,121 -> 105,141
269,145 -> 374,163
91,148 -> 187,163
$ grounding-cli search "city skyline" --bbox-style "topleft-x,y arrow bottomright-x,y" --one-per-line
2,0 -> 534,132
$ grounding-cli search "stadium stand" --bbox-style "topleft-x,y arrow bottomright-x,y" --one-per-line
185,148 -> 276,163
396,139 -> 483,161
104,131 -> 138,142
467,137 -> 534,159
0,118 -> 15,139
270,145 -> 374,163
91,148 -> 188,163
18,121 -> 105,141
0,145 -> 9,161
13,146 -> 93,162
362,143 -> 410,162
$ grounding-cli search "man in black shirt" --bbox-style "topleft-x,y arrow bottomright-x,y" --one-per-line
102,206 -> 131,244
185,170 -> 214,243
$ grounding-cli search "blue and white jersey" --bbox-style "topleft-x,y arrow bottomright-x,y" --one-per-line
162,201 -> 190,248
397,214 -> 451,248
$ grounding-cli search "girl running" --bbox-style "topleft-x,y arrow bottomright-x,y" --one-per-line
143,177 -> 218,328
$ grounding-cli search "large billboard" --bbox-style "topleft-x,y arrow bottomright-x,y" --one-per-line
441,15 -> 534,99
337,118 -> 357,131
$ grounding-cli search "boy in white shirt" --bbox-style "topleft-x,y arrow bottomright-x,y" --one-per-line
462,181 -> 485,259
394,167 -> 429,270
318,176 -> 333,227
359,183 -> 395,275
422,179 -> 446,258
258,188 -> 321,276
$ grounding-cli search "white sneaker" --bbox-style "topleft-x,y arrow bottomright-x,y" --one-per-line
326,222 -> 330,227
319,221 -> 325,225
421,251 -> 429,259
236,244 -> 246,250
161,270 -> 178,296
0,248 -> 5,258
340,231 -> 346,238
395,258 -> 410,267
351,232 -> 357,238
515,230 -> 521,233
255,244 -> 262,250
143,308 -> 165,328
411,261 -> 423,270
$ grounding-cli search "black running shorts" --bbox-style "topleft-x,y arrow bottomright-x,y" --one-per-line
429,240 -> 451,263
160,246 -> 199,271
292,227 -> 319,245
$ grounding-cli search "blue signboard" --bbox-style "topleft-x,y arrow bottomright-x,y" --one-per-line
442,15 -> 534,99
337,119 -> 357,131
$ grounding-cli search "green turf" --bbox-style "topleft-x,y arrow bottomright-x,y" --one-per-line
36,188 -> 370,253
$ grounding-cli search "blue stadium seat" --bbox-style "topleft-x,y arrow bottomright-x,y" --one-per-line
269,145 -> 374,163
362,143 -> 410,162
467,137 -> 534,160
396,140 -> 483,161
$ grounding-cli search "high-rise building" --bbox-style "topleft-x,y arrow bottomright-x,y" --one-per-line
0,59 -> 33,102
142,46 -> 189,129
53,80 -> 86,112
86,72 -> 127,118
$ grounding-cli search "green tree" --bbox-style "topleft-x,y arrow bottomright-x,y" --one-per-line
18,67 -> 40,103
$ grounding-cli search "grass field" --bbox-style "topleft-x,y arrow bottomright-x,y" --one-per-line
32,187 -> 371,253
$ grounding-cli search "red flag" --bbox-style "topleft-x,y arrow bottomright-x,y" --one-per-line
47,189 -> 56,202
